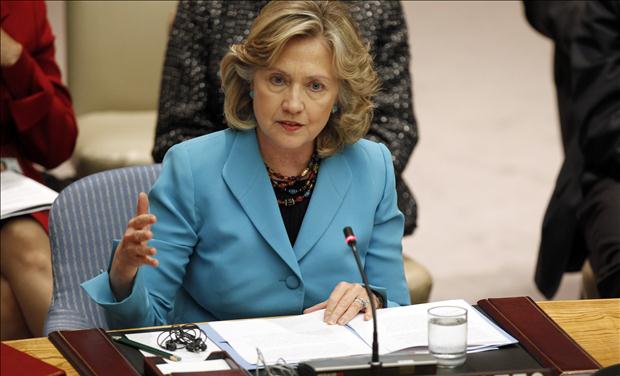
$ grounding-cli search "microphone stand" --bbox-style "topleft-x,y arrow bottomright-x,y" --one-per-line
344,227 -> 381,370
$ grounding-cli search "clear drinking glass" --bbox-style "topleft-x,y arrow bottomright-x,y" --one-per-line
427,306 -> 468,367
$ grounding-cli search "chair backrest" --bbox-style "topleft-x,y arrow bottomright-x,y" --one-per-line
44,164 -> 162,335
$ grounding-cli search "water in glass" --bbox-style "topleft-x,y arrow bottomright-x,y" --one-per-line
427,306 -> 467,367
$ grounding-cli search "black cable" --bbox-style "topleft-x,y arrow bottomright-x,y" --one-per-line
156,323 -> 208,353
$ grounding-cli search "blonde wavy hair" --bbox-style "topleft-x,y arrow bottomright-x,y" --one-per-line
220,0 -> 379,157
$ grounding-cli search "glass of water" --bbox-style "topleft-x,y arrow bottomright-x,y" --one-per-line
427,306 -> 468,367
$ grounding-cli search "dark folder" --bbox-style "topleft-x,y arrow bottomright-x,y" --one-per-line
48,328 -> 140,376
1,343 -> 65,376
478,296 -> 601,376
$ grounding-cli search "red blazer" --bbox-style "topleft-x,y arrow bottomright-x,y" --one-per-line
1,0 -> 78,229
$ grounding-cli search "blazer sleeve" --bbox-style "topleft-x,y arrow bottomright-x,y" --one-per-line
1,2 -> 77,169
82,144 -> 198,329
571,1 -> 620,182
522,1 -> 585,52
364,143 -> 411,307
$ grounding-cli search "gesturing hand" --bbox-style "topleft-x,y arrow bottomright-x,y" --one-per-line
303,282 -> 381,325
109,192 -> 158,300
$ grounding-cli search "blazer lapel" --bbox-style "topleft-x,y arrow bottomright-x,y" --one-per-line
222,130 -> 300,277
294,152 -> 352,260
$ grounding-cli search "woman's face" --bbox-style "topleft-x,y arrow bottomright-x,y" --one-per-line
252,36 -> 339,158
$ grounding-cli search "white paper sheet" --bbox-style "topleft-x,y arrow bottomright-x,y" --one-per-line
347,299 -> 516,354
0,170 -> 58,219
157,359 -> 230,374
209,310 -> 370,365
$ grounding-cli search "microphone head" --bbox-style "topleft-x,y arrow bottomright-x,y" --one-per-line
343,227 -> 356,245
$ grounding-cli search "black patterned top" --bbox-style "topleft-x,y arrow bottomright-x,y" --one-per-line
153,0 -> 419,234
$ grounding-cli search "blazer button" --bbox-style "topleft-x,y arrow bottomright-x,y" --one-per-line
285,275 -> 300,289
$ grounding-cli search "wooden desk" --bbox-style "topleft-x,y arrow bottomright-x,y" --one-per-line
3,298 -> 619,375
537,299 -> 620,368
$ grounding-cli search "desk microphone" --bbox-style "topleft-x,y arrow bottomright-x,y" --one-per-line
343,226 -> 380,367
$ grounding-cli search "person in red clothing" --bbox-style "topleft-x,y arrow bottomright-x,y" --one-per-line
1,1 -> 77,339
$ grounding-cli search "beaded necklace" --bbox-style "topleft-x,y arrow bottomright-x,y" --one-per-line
266,153 -> 320,207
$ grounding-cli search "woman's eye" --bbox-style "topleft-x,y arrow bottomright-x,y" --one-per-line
309,82 -> 324,92
270,75 -> 285,86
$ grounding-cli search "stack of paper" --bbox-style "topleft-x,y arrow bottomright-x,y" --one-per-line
1,170 -> 58,220
204,299 -> 517,369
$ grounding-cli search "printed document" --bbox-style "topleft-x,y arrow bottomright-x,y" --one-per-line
205,299 -> 516,368
347,299 -> 514,353
1,170 -> 58,219
209,310 -> 370,365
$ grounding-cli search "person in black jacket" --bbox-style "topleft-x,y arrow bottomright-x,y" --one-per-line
524,0 -> 620,298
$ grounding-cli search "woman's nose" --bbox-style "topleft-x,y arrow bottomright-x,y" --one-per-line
282,87 -> 304,114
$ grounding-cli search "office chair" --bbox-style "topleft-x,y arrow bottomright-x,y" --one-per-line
44,164 -> 162,335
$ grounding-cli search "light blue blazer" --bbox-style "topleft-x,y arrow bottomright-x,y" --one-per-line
82,129 -> 410,329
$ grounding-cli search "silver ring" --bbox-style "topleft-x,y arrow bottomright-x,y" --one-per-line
354,297 -> 370,309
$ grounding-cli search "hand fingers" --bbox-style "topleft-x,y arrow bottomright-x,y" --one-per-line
331,288 -> 365,325
147,256 -> 159,267
127,214 -> 157,229
323,282 -> 350,323
303,301 -> 327,314
136,192 -> 150,216
365,301 -> 373,321
140,253 -> 159,267
325,282 -> 366,325
130,254 -> 158,268
124,228 -> 153,244
338,298 -> 367,325
116,193 -> 158,273
125,245 -> 158,267
108,241 -> 157,301
364,294 -> 382,320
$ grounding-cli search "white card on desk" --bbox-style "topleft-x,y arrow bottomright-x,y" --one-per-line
157,359 -> 231,374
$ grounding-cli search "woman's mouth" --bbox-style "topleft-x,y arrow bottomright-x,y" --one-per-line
277,120 -> 303,132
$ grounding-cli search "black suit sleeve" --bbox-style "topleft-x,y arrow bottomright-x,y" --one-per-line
571,1 -> 620,183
